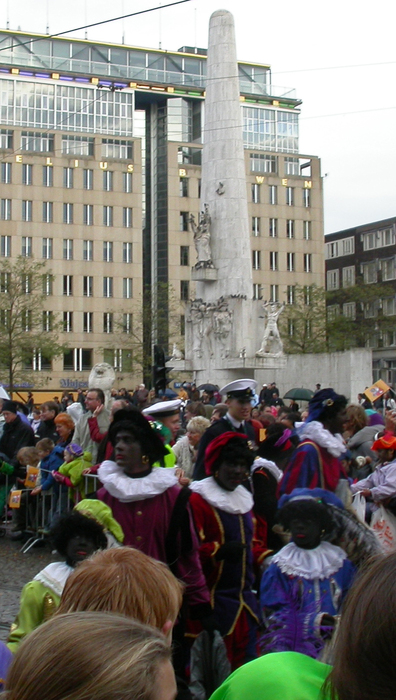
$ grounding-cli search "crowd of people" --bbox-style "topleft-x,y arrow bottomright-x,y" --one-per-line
0,377 -> 396,699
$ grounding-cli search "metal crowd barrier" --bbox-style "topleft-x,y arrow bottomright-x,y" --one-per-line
0,471 -> 102,554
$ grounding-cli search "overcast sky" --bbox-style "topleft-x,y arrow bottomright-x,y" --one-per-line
1,0 -> 395,233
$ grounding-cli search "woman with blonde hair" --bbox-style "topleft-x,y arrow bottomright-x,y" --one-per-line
3,612 -> 176,700
57,547 -> 184,639
173,416 -> 210,479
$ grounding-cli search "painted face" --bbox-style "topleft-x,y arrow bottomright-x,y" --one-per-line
214,459 -> 248,491
161,414 -> 180,440
227,398 -> 252,423
114,430 -> 146,475
289,517 -> 322,550
325,407 -> 348,435
65,534 -> 97,567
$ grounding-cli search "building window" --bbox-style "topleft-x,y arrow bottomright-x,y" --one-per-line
250,153 -> 277,173
1,162 -> 11,184
42,238 -> 53,260
42,311 -> 53,332
83,276 -> 93,297
42,165 -> 53,187
343,302 -> 356,319
342,266 -> 355,287
284,157 -> 300,175
123,313 -> 132,333
304,286 -> 312,305
252,250 -> 261,270
180,280 -> 190,301
287,285 -> 295,304
253,283 -> 262,300
103,170 -> 113,192
21,236 -> 32,257
123,278 -> 133,299
180,178 -> 189,197
123,207 -> 133,228
103,241 -> 113,263
62,135 -> 94,156
63,311 -> 73,332
303,221 -> 311,240
83,240 -> 93,262
22,200 -> 33,222
63,167 -> 74,189
83,169 -> 93,190
0,235 -> 11,257
63,239 -> 73,261
286,220 -> 294,239
288,319 -> 295,337
123,172 -> 132,193
180,212 -> 189,231
42,202 -> 53,223
269,185 -> 277,205
270,284 -> 279,302
251,183 -> 260,203
0,130 -> 13,149
269,251 -> 278,271
63,203 -> 73,224
364,301 -> 379,319
123,242 -> 132,263
63,275 -> 73,296
103,312 -> 113,333
304,253 -> 312,273
269,218 -> 277,237
363,228 -> 395,251
180,314 -> 185,336
22,163 -> 32,186
303,188 -> 311,207
0,272 -> 10,293
180,246 -> 189,266
327,304 -> 340,321
362,261 -> 377,284
103,277 -> 113,298
43,274 -> 52,296
1,199 -> 11,220
21,131 -> 53,152
381,258 -> 396,281
286,252 -> 295,272
286,186 -> 294,206
252,217 -> 260,237
103,206 -> 113,227
102,139 -> 133,159
21,310 -> 32,331
64,349 -> 93,371
82,204 -> 93,226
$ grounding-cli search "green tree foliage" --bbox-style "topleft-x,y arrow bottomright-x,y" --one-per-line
279,285 -> 327,354
0,257 -> 66,394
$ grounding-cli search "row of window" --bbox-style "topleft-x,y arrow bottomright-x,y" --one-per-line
0,200 -> 134,227
0,273 -> 134,298
327,258 -> 396,288
253,251 -> 313,272
0,236 -> 133,263
0,162 -> 134,192
251,183 -> 310,207
251,217 -> 311,239
326,266 -> 355,290
1,130 -> 134,159
327,297 -> 396,321
24,311 -> 135,334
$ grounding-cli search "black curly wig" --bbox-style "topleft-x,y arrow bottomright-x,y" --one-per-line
276,499 -> 333,535
49,510 -> 108,557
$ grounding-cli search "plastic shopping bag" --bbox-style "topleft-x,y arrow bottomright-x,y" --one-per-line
350,493 -> 366,524
371,505 -> 396,551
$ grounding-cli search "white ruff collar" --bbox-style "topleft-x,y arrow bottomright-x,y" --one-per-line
251,457 -> 283,482
272,541 -> 347,580
34,561 -> 74,597
298,421 -> 346,458
189,476 -> 253,514
97,461 -> 179,502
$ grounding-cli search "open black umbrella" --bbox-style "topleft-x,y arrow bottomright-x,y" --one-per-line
283,388 -> 314,401
198,383 -> 218,392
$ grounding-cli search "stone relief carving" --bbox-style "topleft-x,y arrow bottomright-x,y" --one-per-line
256,301 -> 285,356
188,296 -> 233,359
189,204 -> 215,269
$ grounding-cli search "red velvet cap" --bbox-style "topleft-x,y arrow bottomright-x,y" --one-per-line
204,431 -> 248,476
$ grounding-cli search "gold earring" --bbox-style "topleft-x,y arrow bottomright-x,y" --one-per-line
142,455 -> 149,465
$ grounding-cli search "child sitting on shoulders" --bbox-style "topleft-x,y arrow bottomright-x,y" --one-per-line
351,435 -> 396,516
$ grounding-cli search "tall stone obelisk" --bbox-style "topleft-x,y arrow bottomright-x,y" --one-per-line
196,9 -> 253,301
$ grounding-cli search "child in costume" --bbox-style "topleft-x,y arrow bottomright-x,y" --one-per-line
7,510 -> 107,653
260,488 -> 356,657
351,434 -> 396,516
52,443 -> 92,502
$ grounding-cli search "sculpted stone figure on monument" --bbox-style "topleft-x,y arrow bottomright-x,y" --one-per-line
213,300 -> 233,358
189,204 -> 215,269
88,362 -> 116,407
256,301 -> 285,356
